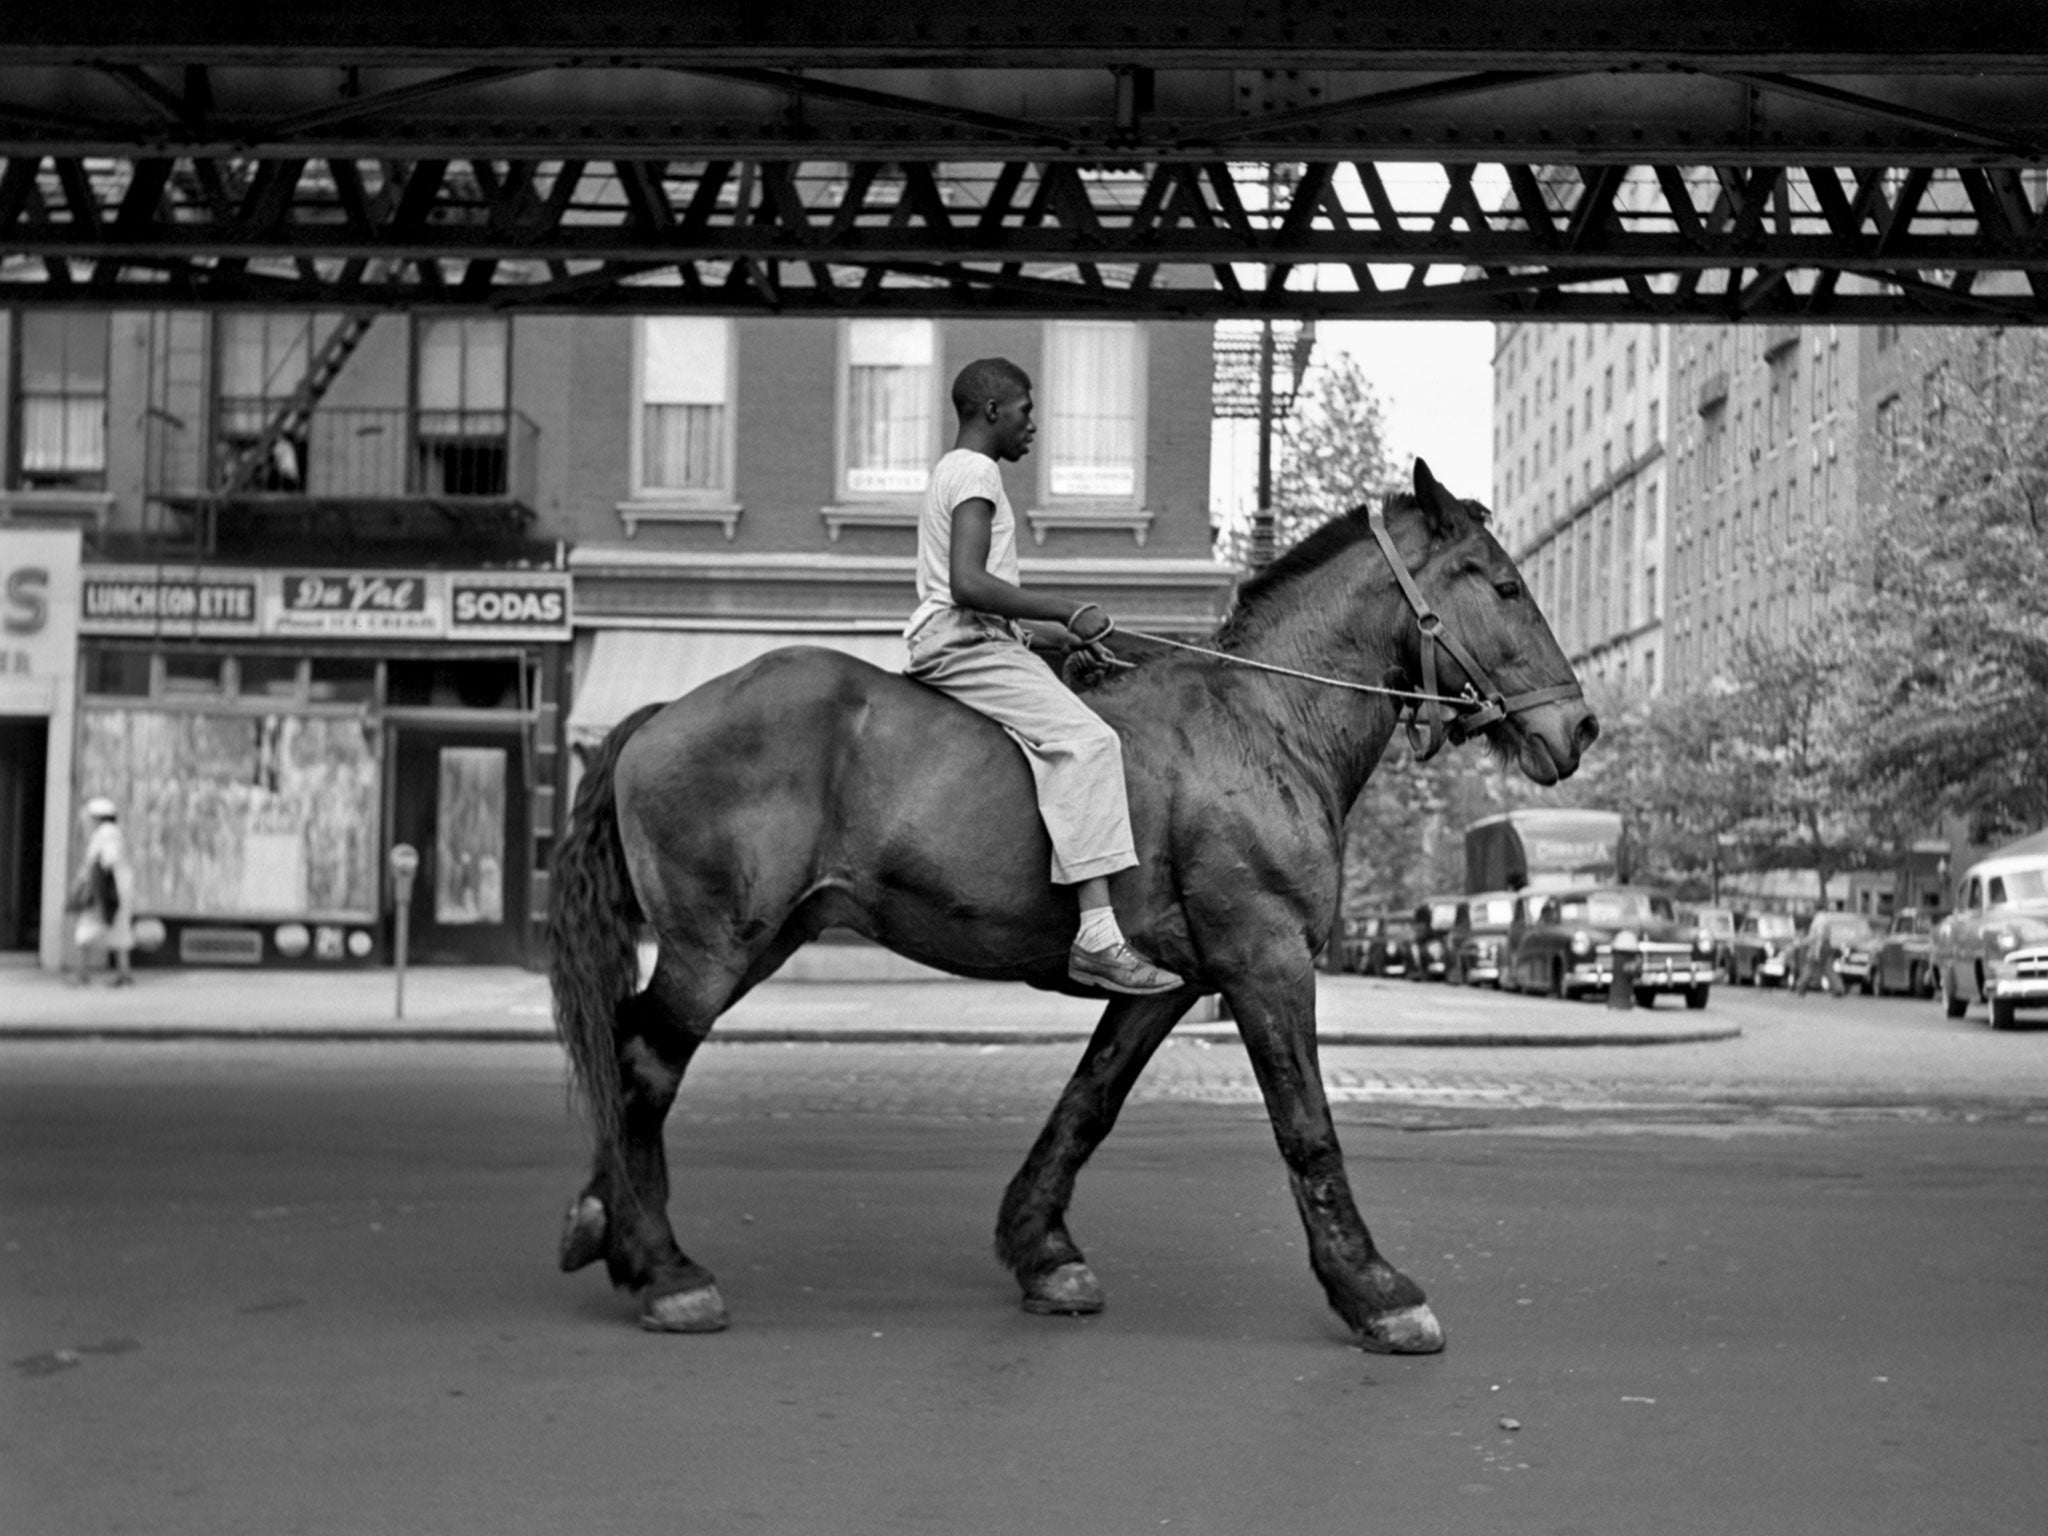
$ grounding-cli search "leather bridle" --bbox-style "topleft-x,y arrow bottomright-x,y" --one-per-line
1366,505 -> 1585,762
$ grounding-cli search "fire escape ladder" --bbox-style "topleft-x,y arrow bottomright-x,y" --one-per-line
221,307 -> 378,494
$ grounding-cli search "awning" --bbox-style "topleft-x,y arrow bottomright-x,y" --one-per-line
566,629 -> 906,748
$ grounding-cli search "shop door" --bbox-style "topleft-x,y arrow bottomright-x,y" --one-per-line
0,717 -> 48,952
390,726 -> 527,965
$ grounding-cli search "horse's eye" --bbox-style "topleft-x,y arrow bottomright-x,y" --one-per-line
1494,580 -> 1522,601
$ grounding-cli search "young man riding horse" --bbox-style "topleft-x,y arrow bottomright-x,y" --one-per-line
905,357 -> 1182,997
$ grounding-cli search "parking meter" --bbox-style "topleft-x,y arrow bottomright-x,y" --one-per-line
389,844 -> 420,1018
1608,928 -> 1639,1011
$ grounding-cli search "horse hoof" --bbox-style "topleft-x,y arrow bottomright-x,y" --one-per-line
558,1195 -> 608,1273
1357,1303 -> 1445,1355
640,1284 -> 730,1333
1021,1261 -> 1104,1315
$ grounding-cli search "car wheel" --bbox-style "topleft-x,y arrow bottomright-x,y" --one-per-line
1940,966 -> 1969,1019
1861,976 -> 1875,997
1633,987 -> 1657,1009
1990,995 -> 2017,1031
1684,985 -> 1710,1010
1549,959 -> 1566,999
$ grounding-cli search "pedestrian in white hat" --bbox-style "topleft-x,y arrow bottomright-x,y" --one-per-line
67,796 -> 135,987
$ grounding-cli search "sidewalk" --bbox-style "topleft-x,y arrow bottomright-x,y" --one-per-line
0,962 -> 1737,1047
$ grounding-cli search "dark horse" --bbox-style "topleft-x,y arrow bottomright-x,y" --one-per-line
549,460 -> 1597,1353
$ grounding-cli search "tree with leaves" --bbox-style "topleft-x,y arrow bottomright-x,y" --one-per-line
1844,330 -> 2048,844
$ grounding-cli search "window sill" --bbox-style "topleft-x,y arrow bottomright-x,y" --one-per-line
1023,505 -> 1155,547
615,500 -> 743,540
820,502 -> 920,542
1,488 -> 115,528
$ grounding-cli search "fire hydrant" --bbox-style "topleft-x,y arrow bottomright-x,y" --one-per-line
1608,928 -> 1640,1011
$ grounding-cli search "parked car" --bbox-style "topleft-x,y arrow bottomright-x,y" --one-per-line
1501,885 -> 1716,1008
1448,891 -> 1519,987
1411,895 -> 1462,982
1342,910 -> 1415,978
1868,909 -> 1939,998
1930,832 -> 2048,1029
1727,910 -> 1798,987
1495,891 -> 1551,994
1793,911 -> 1880,994
1682,904 -> 1740,980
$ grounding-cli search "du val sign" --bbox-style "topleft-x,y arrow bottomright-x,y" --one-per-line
270,571 -> 442,636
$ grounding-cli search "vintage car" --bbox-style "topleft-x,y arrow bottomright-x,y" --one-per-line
1448,891 -> 1519,987
1501,885 -> 1716,1008
1727,910 -> 1799,987
1930,832 -> 2048,1029
1793,911 -> 1880,993
1411,894 -> 1463,982
1866,909 -> 1939,997
1681,904 -> 1740,981
1341,910 -> 1415,978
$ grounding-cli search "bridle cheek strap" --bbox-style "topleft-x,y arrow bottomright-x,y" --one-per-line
1367,505 -> 1585,762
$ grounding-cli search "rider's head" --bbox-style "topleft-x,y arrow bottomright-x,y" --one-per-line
951,358 -> 1035,461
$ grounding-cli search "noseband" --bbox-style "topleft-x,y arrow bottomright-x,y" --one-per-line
1367,505 -> 1585,762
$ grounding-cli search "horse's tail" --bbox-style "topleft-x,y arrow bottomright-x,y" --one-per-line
547,701 -> 666,1172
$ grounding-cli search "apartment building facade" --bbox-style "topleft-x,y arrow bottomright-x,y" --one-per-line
0,306 -> 1227,970
1491,320 -> 1670,697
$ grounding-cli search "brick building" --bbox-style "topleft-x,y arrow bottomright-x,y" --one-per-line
0,307 -> 1227,969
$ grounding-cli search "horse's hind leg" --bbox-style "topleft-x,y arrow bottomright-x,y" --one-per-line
996,990 -> 1197,1314
559,948 -> 748,1333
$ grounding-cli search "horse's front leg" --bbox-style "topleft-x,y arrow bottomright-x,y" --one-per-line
1222,957 -> 1445,1355
996,989 -> 1198,1314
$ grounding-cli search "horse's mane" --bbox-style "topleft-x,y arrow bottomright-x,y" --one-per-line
1214,491 -> 1480,648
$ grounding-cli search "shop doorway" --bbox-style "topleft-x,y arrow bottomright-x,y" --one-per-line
389,724 -> 527,965
0,717 -> 49,953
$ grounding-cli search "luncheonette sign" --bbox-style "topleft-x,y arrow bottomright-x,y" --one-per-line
78,567 -> 571,642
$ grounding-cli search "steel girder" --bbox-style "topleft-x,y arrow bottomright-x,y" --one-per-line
6,6 -> 2048,320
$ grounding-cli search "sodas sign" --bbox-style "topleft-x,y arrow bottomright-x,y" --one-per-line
448,576 -> 572,639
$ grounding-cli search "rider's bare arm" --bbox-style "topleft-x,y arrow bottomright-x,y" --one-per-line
948,498 -> 1112,642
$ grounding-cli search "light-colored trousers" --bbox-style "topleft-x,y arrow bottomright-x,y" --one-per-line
906,609 -> 1139,885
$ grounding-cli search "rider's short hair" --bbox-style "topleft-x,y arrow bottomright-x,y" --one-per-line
952,358 -> 1032,418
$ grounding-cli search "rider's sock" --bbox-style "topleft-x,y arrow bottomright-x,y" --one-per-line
1076,905 -> 1125,952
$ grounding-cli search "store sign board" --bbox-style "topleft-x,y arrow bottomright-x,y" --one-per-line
79,566 -> 262,636
0,527 -> 81,713
269,571 -> 444,636
447,575 -> 572,640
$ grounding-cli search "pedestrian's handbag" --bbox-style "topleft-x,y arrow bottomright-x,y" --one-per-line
66,860 -> 118,920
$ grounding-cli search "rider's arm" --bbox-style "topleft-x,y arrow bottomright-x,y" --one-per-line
948,498 -> 1111,640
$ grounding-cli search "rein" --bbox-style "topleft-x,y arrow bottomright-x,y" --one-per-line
1115,500 -> 1583,761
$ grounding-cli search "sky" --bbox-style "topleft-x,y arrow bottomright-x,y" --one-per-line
1211,318 -> 1497,523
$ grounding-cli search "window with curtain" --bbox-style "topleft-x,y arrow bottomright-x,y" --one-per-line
638,317 -> 731,494
417,318 -> 509,436
1046,321 -> 1139,499
16,311 -> 109,487
843,319 -> 935,495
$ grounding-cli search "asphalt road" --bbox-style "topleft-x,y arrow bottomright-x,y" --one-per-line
5,982 -> 2046,1536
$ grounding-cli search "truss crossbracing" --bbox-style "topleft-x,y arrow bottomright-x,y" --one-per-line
2,155 -> 2045,320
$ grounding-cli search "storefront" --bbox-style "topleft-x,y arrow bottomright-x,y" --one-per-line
75,563 -> 570,968
0,528 -> 81,968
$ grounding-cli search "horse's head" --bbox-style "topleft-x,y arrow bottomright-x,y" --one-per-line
1391,459 -> 1599,785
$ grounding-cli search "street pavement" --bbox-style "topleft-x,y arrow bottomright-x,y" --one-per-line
5,974 -> 2046,1535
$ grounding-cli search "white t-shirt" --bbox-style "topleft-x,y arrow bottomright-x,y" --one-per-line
907,448 -> 1022,641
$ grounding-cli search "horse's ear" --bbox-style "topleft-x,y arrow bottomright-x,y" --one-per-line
1412,458 -> 1460,535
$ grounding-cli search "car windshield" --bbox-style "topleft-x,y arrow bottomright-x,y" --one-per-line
1427,903 -> 1459,929
1473,898 -> 1516,925
1892,912 -> 1932,936
1751,914 -> 1797,939
1829,916 -> 1878,945
1557,892 -> 1660,925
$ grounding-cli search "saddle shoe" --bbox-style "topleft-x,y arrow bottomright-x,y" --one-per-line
1069,938 -> 1185,996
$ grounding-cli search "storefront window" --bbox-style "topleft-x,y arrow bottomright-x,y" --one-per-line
77,709 -> 381,918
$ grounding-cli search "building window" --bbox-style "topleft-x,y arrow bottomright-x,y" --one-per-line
216,312 -> 320,488
1044,321 -> 1141,499
635,317 -> 733,497
416,317 -> 511,495
15,311 -> 110,489
1875,393 -> 1905,462
842,318 -> 937,496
